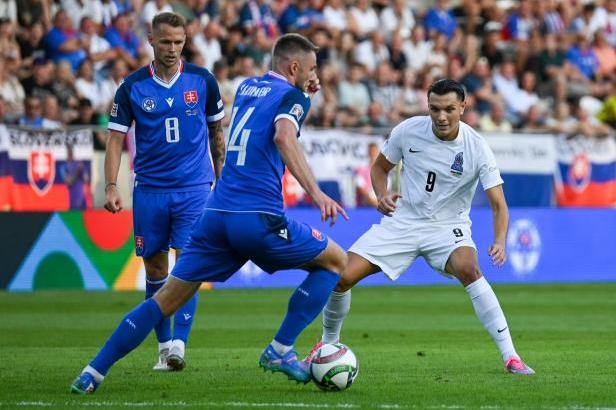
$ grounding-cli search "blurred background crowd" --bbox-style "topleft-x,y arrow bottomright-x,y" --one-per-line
0,0 -> 614,139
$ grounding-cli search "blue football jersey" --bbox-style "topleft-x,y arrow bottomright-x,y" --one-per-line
108,61 -> 224,190
206,71 -> 311,215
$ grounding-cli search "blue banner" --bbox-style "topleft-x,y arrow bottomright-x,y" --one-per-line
216,208 -> 616,288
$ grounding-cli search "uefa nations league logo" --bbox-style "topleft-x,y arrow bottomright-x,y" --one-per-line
507,219 -> 541,276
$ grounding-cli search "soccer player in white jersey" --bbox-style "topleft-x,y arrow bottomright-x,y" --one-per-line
313,79 -> 534,375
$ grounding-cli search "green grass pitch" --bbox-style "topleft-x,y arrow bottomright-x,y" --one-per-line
1,284 -> 615,409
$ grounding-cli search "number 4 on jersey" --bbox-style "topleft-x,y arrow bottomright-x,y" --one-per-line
227,106 -> 255,166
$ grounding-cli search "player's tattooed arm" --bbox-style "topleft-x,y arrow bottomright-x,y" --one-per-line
208,120 -> 225,179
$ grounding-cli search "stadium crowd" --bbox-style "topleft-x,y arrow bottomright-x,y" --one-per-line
0,0 -> 614,138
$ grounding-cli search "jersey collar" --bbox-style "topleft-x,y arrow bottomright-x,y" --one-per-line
267,70 -> 289,83
149,60 -> 183,89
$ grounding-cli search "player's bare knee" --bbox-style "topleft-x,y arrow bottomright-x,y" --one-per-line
328,246 -> 348,275
454,263 -> 482,286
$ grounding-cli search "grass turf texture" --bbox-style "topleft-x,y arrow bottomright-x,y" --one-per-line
1,284 -> 615,409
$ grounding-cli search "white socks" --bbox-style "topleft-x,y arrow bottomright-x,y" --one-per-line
171,339 -> 185,357
321,290 -> 351,344
159,340 -> 172,353
270,339 -> 292,355
465,277 -> 517,362
83,365 -> 104,382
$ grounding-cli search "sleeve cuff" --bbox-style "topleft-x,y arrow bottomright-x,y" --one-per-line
207,110 -> 225,123
108,122 -> 129,133
274,114 -> 300,132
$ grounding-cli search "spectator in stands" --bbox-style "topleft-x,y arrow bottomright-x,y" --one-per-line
278,0 -> 323,35
541,0 -> 566,36
480,21 -> 505,69
239,0 -> 278,40
403,25 -> 432,73
546,101 -> 578,135
212,59 -> 234,126
388,31 -> 407,73
75,59 -> 105,111
231,54 -> 257,92
592,29 -> 616,81
0,56 -> 25,121
17,0 -> 51,29
0,17 -> 21,65
99,58 -> 128,114
364,101 -> 390,130
397,68 -> 424,117
479,99 -> 513,133
19,95 -> 61,129
493,60 -> 528,125
596,80 -> 616,128
348,0 -> 379,40
462,57 -> 499,115
605,0 -> 616,47
337,62 -> 371,127
70,97 -> 107,150
79,16 -> 116,81
141,0 -> 174,29
44,10 -> 88,72
355,142 -> 379,208
566,32 -> 599,81
519,104 -> 549,133
193,20 -> 223,71
17,21 -> 46,71
104,12 -> 141,70
61,0 -> 105,28
535,33 -> 567,103
322,0 -> 349,37
424,0 -> 458,40
61,143 -> 90,210
0,0 -> 16,22
571,102 -> 612,138
462,109 -> 480,129
191,0 -> 220,26
354,30 -> 389,74
369,61 -> 401,124
380,0 -> 415,40
42,94 -> 65,126
425,32 -> 448,78
51,60 -> 79,121
330,30 -> 355,75
20,57 -> 54,101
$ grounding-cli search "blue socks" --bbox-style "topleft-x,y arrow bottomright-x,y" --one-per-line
275,269 -> 340,346
146,275 -> 172,344
90,298 -> 164,376
173,293 -> 199,343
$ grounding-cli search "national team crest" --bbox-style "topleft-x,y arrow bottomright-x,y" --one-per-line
568,154 -> 591,193
184,90 -> 198,108
135,235 -> 145,254
450,152 -> 464,176
27,151 -> 55,196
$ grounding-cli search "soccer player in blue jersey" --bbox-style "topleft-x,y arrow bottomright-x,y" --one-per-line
71,33 -> 348,394
102,12 -> 225,372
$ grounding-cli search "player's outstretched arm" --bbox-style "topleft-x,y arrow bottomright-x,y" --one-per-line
486,184 -> 509,267
104,131 -> 125,214
208,120 -> 225,180
371,153 -> 401,217
274,118 -> 348,226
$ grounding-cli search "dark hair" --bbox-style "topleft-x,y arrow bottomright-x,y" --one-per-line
272,33 -> 318,68
428,78 -> 465,101
152,12 -> 186,31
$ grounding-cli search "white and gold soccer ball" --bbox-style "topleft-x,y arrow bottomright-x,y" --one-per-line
309,343 -> 358,391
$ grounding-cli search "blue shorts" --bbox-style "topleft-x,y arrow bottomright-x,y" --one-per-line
171,210 -> 328,282
133,186 -> 210,258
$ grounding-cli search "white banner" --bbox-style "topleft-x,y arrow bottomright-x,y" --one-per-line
483,133 -> 557,175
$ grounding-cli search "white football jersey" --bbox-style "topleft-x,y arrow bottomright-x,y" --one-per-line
382,116 -> 503,224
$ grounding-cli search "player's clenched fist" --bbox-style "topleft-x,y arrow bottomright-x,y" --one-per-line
104,185 -> 123,213
376,192 -> 401,217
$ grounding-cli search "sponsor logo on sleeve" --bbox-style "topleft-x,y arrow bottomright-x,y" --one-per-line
110,103 -> 118,117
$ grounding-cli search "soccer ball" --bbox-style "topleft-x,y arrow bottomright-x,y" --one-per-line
309,343 -> 359,391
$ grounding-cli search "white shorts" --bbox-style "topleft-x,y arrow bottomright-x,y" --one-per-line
348,216 -> 476,280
